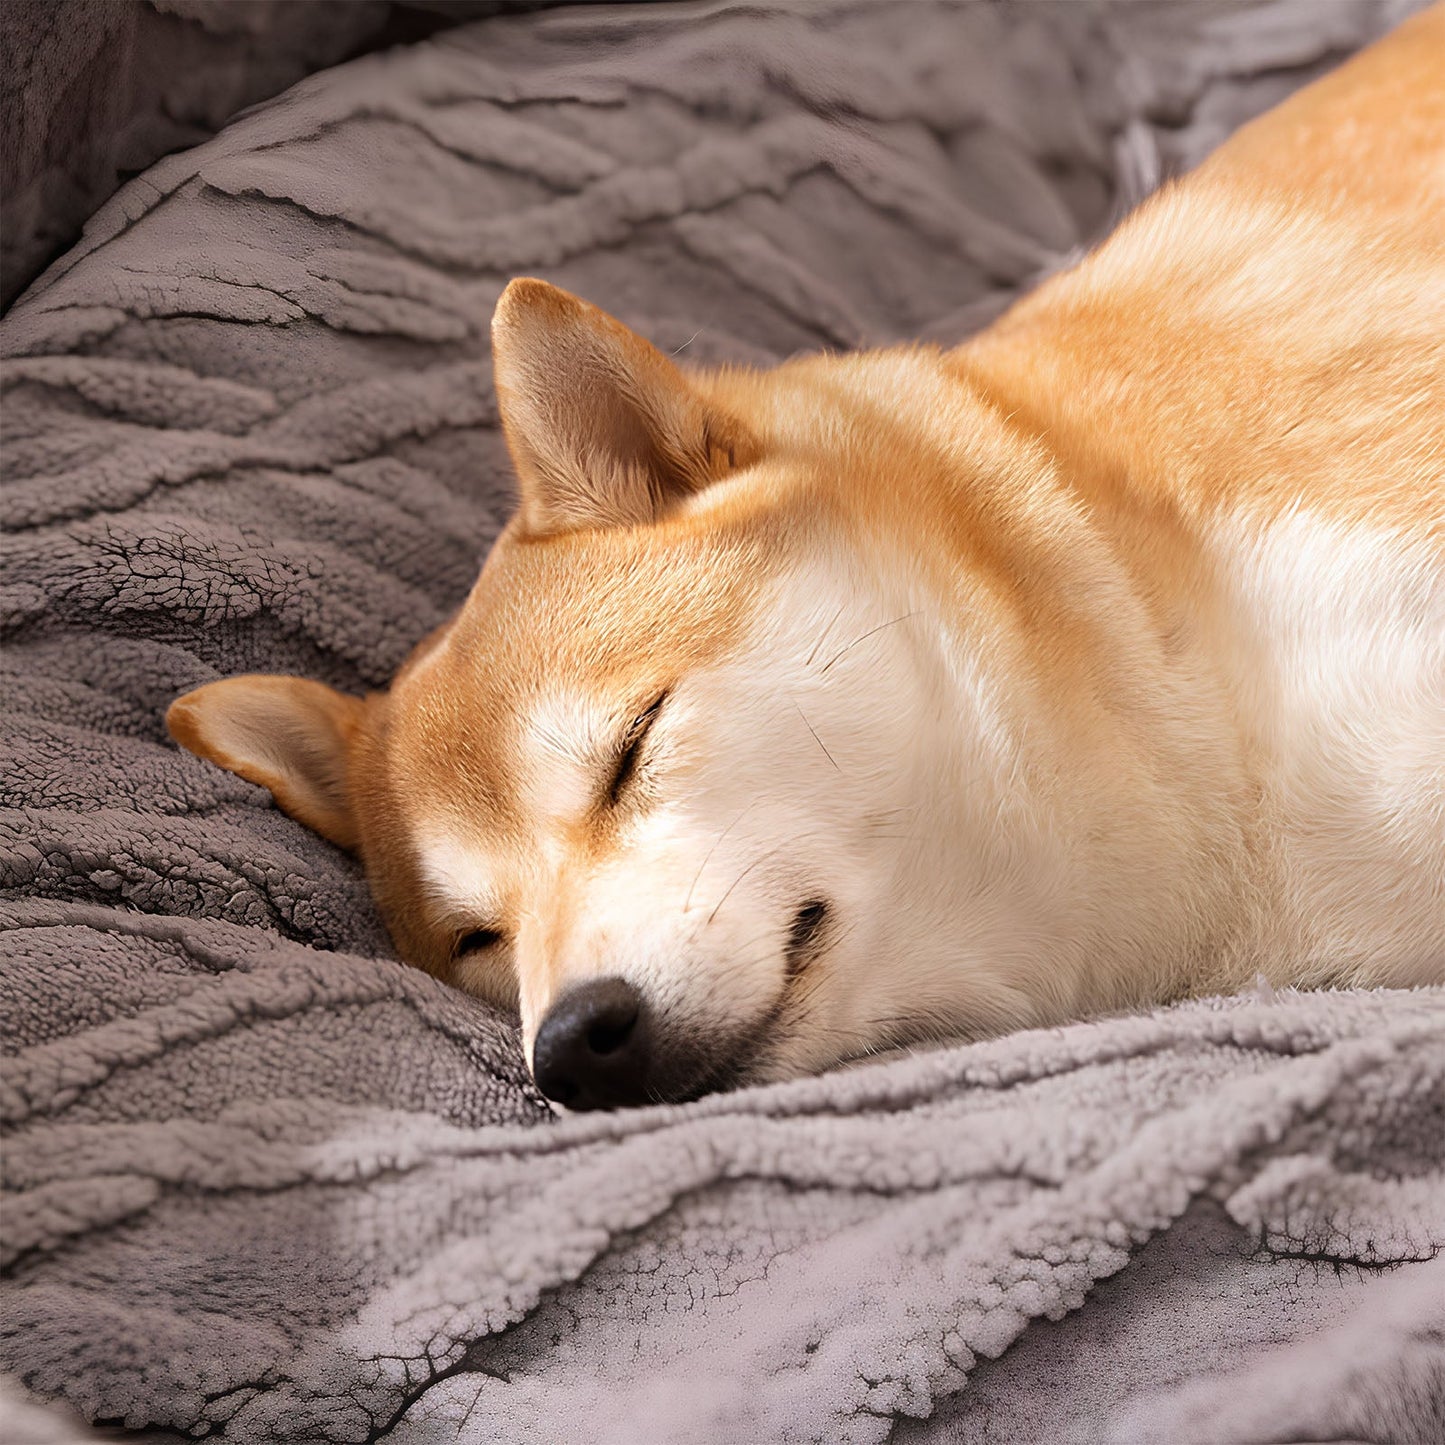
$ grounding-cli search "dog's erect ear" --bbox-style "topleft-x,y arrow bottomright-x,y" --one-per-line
167,676 -> 366,850
491,278 -> 753,535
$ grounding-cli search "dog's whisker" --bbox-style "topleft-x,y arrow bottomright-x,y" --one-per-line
704,833 -> 812,927
804,603 -> 850,669
794,701 -> 841,772
816,610 -> 922,675
684,804 -> 756,914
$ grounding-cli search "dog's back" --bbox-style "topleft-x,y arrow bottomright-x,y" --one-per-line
961,1 -> 1443,531
954,3 -> 1445,984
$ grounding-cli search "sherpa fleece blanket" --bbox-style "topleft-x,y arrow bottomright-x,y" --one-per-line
2,2 -> 1441,1441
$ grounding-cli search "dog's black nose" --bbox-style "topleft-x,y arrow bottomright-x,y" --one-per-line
532,977 -> 651,1110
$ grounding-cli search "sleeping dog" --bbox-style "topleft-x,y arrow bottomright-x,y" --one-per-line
168,6 -> 1444,1110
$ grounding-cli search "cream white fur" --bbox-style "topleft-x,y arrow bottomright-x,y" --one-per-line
1210,510 -> 1445,983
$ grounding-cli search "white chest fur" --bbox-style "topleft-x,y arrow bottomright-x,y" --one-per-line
1215,509 -> 1445,983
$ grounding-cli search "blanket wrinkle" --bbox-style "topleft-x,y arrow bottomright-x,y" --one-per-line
0,0 -> 404,311
4,362 -> 497,531
3,2 -> 1440,1442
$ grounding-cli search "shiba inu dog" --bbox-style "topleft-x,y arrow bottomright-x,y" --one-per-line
168,7 -> 1444,1110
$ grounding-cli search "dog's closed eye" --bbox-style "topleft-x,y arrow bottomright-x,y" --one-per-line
454,927 -> 505,958
606,693 -> 667,807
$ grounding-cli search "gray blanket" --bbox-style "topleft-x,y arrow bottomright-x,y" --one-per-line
0,0 -> 402,311
3,2 -> 1441,1441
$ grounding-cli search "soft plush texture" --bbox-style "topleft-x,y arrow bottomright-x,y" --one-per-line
0,0 -> 404,311
2,1 -> 1439,1440
0,0 -> 559,311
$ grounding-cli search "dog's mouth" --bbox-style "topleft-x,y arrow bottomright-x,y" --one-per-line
536,896 -> 837,1110
784,897 -> 832,976
666,896 -> 835,1103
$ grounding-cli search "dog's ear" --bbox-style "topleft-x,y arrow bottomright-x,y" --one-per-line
491,278 -> 753,535
167,676 -> 366,850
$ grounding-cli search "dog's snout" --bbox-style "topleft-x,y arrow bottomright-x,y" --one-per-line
532,977 -> 651,1110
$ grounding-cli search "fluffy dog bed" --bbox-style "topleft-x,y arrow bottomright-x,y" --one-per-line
3,2 -> 1441,1441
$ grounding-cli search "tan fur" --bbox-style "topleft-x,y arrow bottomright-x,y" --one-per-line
170,7 -> 1445,1097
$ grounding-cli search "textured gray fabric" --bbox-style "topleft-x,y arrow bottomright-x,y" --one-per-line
2,1 -> 1440,1440
0,0 -> 405,312
0,2 -> 552,311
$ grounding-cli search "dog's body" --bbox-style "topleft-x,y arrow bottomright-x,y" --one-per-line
169,7 -> 1444,1108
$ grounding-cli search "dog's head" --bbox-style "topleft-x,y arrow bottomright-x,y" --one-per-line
170,280 -> 1115,1107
